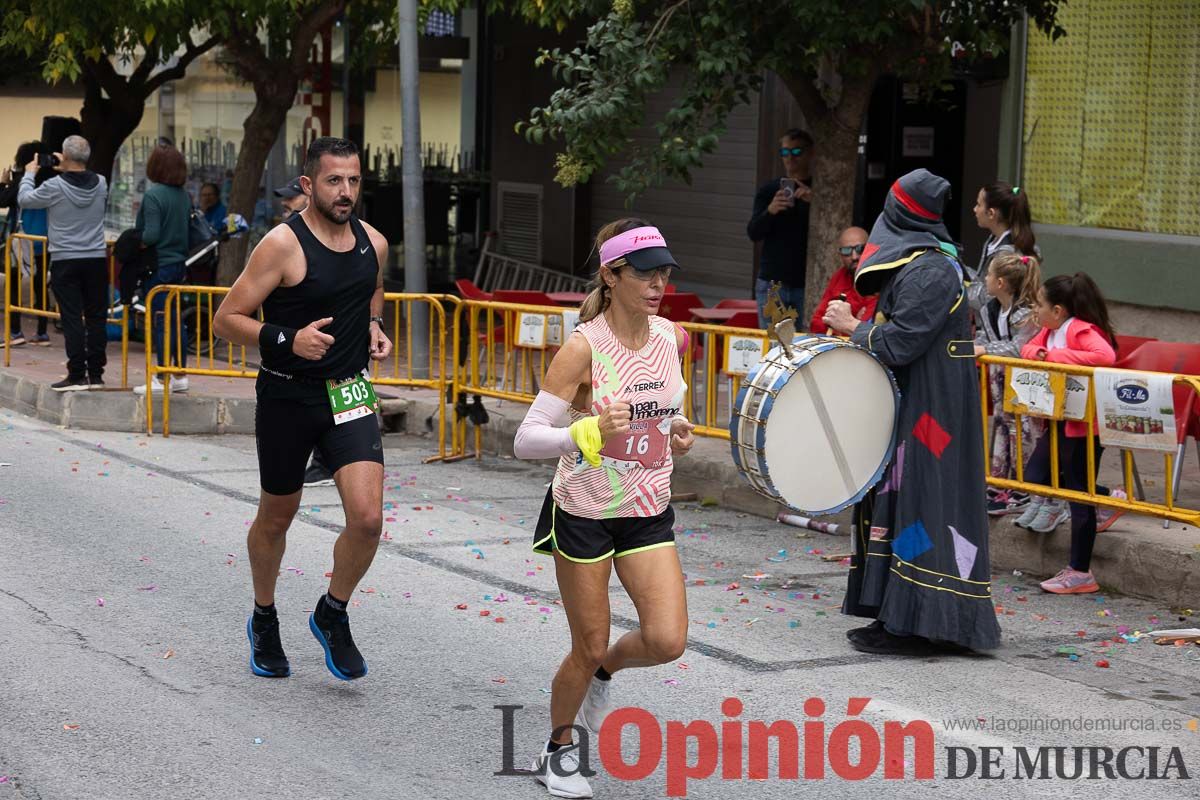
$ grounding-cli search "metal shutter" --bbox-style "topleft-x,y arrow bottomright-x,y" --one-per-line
591,83 -> 759,301
496,181 -> 544,264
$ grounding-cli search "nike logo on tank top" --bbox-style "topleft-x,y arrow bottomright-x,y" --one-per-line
260,214 -> 377,380
553,315 -> 687,519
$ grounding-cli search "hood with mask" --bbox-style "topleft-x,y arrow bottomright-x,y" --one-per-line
854,169 -> 961,298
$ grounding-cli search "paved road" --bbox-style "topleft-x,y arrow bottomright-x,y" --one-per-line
1,409 -> 1197,799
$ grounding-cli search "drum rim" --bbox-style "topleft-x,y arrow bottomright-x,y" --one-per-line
730,337 -> 900,515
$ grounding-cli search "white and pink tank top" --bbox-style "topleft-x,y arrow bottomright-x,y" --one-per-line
553,314 -> 687,519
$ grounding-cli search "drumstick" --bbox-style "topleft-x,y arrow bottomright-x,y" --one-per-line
825,293 -> 848,336
777,512 -> 841,536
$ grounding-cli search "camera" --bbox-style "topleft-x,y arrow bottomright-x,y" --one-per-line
37,153 -> 60,169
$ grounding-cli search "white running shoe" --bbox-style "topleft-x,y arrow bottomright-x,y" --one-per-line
133,377 -> 164,395
531,743 -> 593,798
134,376 -> 190,394
577,677 -> 611,735
1013,495 -> 1046,529
1028,500 -> 1070,534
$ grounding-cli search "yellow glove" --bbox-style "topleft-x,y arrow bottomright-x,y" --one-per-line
569,417 -> 603,467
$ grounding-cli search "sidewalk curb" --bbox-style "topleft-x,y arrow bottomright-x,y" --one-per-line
2,372 -> 1195,609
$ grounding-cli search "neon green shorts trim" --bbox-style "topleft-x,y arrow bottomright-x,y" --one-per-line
532,488 -> 676,562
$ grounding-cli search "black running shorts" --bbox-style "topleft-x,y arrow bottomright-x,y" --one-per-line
532,488 -> 676,563
255,393 -> 383,495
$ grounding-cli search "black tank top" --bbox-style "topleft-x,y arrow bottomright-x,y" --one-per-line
260,213 -> 377,385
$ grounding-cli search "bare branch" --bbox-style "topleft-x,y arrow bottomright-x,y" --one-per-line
144,34 -> 220,95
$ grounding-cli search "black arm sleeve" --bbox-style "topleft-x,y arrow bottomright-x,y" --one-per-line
746,182 -> 777,242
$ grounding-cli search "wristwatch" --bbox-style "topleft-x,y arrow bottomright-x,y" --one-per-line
370,316 -> 385,326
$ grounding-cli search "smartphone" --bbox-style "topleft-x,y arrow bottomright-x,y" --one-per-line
779,177 -> 797,200
38,153 -> 60,169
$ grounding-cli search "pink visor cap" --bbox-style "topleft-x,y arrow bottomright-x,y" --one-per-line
598,226 -> 680,271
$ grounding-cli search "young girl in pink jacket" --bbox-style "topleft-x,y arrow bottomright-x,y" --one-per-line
1016,273 -> 1122,594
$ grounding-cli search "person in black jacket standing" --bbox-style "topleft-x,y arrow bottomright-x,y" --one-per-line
747,128 -> 814,328
1,141 -> 50,347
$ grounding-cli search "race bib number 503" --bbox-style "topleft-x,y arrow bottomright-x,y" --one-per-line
326,374 -> 378,425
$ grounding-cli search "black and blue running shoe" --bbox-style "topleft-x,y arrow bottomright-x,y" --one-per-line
309,595 -> 367,680
247,615 -> 290,678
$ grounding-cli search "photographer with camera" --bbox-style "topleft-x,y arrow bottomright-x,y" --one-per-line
746,128 -> 815,328
17,135 -> 109,390
1,141 -> 50,348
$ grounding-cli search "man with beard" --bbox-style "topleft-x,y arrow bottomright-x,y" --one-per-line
214,137 -> 392,680
823,169 -> 1000,656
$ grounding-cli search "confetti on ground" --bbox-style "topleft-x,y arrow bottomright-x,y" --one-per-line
491,677 -> 507,684
253,737 -> 264,745
96,598 -> 105,607
137,584 -> 157,592
63,723 -> 80,731
1095,659 -> 1110,668
163,649 -> 175,659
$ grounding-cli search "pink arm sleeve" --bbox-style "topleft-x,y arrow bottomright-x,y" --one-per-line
513,391 -> 578,460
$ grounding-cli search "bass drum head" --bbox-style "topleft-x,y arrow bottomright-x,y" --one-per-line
763,344 -> 896,513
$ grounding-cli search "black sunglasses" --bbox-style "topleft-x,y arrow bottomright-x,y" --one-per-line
779,146 -> 807,157
838,244 -> 866,256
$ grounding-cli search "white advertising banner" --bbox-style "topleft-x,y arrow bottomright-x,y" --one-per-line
1094,368 -> 1177,452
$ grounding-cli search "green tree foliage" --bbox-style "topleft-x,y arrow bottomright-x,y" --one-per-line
0,0 -> 218,178
501,0 -> 1065,311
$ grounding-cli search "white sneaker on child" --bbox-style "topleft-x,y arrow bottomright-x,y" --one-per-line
1014,495 -> 1046,529
1028,500 -> 1070,534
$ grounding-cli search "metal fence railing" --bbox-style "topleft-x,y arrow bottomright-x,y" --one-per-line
3,233 -> 129,387
978,354 -> 1200,527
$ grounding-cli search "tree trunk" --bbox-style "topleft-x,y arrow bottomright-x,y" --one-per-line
780,68 -> 879,322
216,89 -> 297,286
78,71 -> 147,183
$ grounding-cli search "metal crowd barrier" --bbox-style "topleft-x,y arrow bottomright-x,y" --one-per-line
2,233 -> 129,386
447,298 -> 769,458
143,285 -> 457,453
978,354 -> 1200,527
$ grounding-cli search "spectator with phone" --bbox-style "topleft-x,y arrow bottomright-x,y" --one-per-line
17,135 -> 109,391
1,140 -> 51,348
747,128 -> 815,328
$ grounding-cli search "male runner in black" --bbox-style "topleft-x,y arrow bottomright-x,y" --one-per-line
213,137 -> 391,680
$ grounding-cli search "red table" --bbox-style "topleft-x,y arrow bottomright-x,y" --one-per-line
547,291 -> 586,306
689,308 -> 740,323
